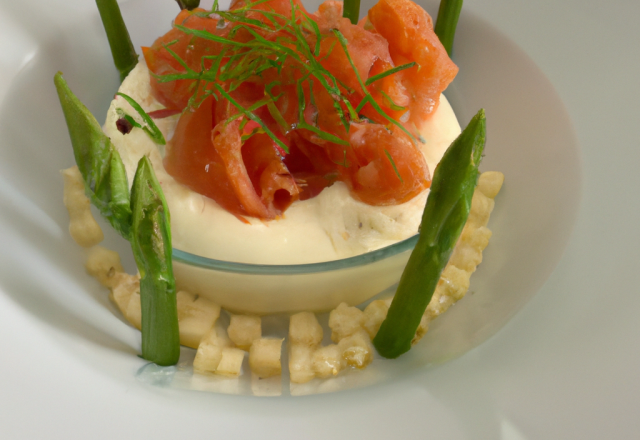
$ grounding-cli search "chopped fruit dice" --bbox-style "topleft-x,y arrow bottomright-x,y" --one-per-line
328,302 -> 365,342
289,312 -> 323,346
85,246 -> 125,289
193,326 -> 233,374
338,329 -> 374,369
176,291 -> 221,349
61,166 -> 104,247
289,344 -> 316,384
249,338 -> 284,378
312,344 -> 344,378
215,347 -> 246,377
227,315 -> 262,350
363,299 -> 392,338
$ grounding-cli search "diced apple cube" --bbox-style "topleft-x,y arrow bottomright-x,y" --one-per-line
363,299 -> 391,338
193,342 -> 223,374
109,273 -> 140,315
467,190 -> 495,228
289,343 -> 315,384
193,326 -> 234,375
289,312 -> 323,346
249,338 -> 283,379
176,291 -> 221,349
215,347 -> 245,377
411,313 -> 430,345
227,315 -> 261,350
312,344 -> 343,378
85,246 -> 124,288
328,302 -> 365,343
62,166 -> 104,248
449,242 -> 483,273
478,171 -> 504,199
440,265 -> 471,302
338,329 -> 373,369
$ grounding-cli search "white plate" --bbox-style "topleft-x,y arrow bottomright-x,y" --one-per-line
1,0 -> 639,438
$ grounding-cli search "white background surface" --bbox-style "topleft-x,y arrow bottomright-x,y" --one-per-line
1,0 -> 639,438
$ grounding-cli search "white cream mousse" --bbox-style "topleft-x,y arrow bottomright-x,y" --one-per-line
103,62 -> 461,265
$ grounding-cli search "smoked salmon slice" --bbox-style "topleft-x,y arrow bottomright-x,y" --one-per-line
144,0 -> 457,220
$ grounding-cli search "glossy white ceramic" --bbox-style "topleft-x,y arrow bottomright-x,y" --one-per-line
1,0 -> 639,437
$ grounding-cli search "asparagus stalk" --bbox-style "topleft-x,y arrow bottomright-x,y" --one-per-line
373,108 -> 485,359
55,72 -> 180,366
175,0 -> 200,10
95,0 -> 138,82
130,156 -> 180,366
54,72 -> 132,239
434,0 -> 463,56
342,0 -> 361,24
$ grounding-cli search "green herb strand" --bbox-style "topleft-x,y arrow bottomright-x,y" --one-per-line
214,84 -> 291,153
373,108 -> 486,359
54,72 -> 132,238
160,1 -> 420,153
384,149 -> 403,182
130,156 -> 180,367
116,92 -> 167,145
434,0 -> 463,56
365,62 -> 417,86
95,0 -> 138,82
332,29 -> 418,144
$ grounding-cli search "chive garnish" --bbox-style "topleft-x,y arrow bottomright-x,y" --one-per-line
331,29 -> 418,144
373,109 -> 486,359
384,149 -> 403,182
131,156 -> 180,367
380,90 -> 407,111
364,62 -> 417,86
434,0 -> 463,56
95,0 -> 138,82
115,92 -> 166,145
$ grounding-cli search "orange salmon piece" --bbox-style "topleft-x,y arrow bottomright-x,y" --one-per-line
347,122 -> 430,205
368,0 -> 458,128
163,96 -> 246,217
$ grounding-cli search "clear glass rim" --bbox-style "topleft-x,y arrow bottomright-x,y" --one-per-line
172,234 -> 419,275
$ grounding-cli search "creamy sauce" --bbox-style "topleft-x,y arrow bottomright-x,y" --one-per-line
103,62 -> 461,265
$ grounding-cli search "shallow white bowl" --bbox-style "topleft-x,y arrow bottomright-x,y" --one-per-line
0,0 -> 581,396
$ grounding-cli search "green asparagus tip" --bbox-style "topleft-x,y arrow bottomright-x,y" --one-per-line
373,108 -> 486,359
54,71 -> 133,239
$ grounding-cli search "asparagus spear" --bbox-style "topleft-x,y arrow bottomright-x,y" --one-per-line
95,0 -> 138,82
434,0 -> 463,56
54,72 -> 132,239
55,72 -> 180,366
342,0 -> 361,24
130,156 -> 180,366
175,0 -> 200,10
373,108 -> 485,359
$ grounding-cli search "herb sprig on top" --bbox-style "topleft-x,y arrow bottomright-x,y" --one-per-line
152,0 -> 421,157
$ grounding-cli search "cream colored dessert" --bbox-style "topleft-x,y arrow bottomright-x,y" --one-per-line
102,62 -> 461,265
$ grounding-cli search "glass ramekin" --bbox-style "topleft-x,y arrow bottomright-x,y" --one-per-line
172,235 -> 418,315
